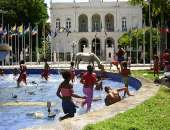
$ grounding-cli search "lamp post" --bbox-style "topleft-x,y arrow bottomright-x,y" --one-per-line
72,40 -> 77,61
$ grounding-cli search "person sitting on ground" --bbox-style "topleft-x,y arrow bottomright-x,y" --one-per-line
41,58 -> 50,81
56,70 -> 85,121
104,86 -> 128,106
70,61 -> 76,83
17,60 -> 27,87
95,76 -> 103,90
120,61 -> 133,96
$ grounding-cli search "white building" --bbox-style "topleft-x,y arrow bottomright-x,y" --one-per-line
50,0 -> 142,62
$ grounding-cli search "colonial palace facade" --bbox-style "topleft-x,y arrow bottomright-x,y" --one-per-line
50,0 -> 142,62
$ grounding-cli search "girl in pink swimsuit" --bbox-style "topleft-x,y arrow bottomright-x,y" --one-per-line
57,70 -> 84,120
80,65 -> 97,112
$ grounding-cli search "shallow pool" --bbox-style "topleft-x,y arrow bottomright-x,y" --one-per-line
0,74 -> 137,130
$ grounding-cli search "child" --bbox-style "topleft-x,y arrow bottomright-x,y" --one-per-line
0,68 -> 4,76
17,60 -> 27,87
80,65 -> 97,112
56,70 -> 84,120
153,55 -> 160,77
104,86 -> 128,106
70,61 -> 75,83
120,61 -> 133,96
95,76 -> 103,90
41,58 -> 50,81
116,45 -> 126,71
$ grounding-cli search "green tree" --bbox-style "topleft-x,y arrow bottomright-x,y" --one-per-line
128,0 -> 170,26
0,0 -> 48,26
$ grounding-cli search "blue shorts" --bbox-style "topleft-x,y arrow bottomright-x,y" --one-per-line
62,100 -> 76,114
118,56 -> 124,63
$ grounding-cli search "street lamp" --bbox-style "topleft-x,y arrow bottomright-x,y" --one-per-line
72,40 -> 77,61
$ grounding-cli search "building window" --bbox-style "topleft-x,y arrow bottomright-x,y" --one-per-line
66,18 -> 71,29
122,17 -> 127,32
79,14 -> 88,32
56,19 -> 60,29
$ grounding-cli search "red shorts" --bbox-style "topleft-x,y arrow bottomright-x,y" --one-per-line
41,70 -> 49,78
111,61 -> 118,66
18,74 -> 27,82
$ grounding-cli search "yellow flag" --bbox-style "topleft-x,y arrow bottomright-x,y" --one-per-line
12,24 -> 16,32
18,24 -> 23,34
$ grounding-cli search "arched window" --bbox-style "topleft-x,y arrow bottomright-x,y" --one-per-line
56,19 -> 60,29
92,14 -> 101,32
66,18 -> 71,29
122,17 -> 127,32
105,14 -> 114,32
79,14 -> 88,32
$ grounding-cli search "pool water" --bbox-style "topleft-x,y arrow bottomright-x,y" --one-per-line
0,74 -> 137,130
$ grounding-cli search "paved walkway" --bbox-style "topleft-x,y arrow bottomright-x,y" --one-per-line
22,76 -> 160,130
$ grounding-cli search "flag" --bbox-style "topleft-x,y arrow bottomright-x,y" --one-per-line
11,24 -> 16,32
24,26 -> 29,34
0,25 -> 3,36
65,27 -> 71,37
32,26 -> 38,35
18,24 -> 23,35
3,27 -> 7,36
59,27 -> 65,33
49,29 -> 57,38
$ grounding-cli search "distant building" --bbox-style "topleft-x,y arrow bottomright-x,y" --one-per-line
50,0 -> 142,62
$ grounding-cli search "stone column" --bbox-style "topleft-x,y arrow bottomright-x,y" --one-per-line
101,14 -> 105,32
88,15 -> 92,32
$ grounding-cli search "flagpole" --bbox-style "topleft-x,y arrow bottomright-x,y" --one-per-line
29,23 -> 31,63
18,29 -> 20,64
136,28 -> 138,64
149,0 -> 152,63
21,25 -> 23,61
15,33 -> 17,64
11,36 -> 13,65
30,26 -> 32,63
143,27 -> 145,64
165,22 -> 167,49
8,24 -> 10,65
43,23 -> 46,59
24,26 -> 26,60
36,24 -> 39,63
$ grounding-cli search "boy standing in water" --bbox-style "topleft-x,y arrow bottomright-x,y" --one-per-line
120,61 -> 133,96
17,60 -> 27,87
57,70 -> 84,120
41,59 -> 50,81
80,65 -> 97,112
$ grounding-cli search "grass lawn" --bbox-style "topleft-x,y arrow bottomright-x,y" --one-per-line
84,70 -> 170,130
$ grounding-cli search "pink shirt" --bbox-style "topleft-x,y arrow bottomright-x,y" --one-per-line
82,72 -> 96,87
